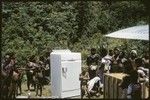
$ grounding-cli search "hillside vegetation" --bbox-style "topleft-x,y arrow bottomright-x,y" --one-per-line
2,1 -> 149,66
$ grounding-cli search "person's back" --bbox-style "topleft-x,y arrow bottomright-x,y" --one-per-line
132,83 -> 141,99
127,82 -> 141,99
127,70 -> 142,99
123,59 -> 134,74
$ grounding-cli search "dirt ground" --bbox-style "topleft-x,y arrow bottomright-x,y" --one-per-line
17,81 -> 51,97
17,81 -> 103,99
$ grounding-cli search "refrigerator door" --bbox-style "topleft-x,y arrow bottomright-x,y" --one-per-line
50,54 -> 62,98
61,60 -> 81,92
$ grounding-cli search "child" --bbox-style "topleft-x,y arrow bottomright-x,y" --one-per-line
35,66 -> 44,97
79,67 -> 90,99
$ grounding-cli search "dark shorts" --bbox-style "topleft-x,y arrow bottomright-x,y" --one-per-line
26,71 -> 33,82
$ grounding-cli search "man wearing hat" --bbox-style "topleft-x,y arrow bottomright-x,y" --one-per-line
129,50 -> 137,70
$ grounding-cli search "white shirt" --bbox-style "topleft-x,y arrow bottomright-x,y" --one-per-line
137,66 -> 149,78
87,76 -> 100,92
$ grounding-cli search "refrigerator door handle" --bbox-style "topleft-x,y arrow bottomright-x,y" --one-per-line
62,67 -> 67,73
66,67 -> 67,72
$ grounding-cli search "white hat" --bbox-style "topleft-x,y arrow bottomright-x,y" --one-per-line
131,50 -> 137,55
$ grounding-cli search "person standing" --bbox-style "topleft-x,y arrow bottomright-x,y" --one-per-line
101,49 -> 113,73
129,50 -> 138,70
117,51 -> 127,73
86,48 -> 100,80
44,51 -> 51,83
1,52 -> 16,99
111,47 -> 120,73
26,55 -> 38,91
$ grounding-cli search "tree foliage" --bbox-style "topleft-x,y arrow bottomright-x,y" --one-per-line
2,1 -> 149,66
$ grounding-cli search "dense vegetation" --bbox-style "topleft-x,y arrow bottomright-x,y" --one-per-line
2,1 -> 149,66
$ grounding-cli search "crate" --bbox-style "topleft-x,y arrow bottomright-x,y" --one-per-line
104,73 -> 149,99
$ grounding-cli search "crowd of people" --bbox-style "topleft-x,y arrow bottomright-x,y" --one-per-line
1,52 -> 51,99
0,46 -> 149,99
79,47 -> 149,99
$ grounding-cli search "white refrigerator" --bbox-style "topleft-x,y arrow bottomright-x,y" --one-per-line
50,50 -> 81,98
